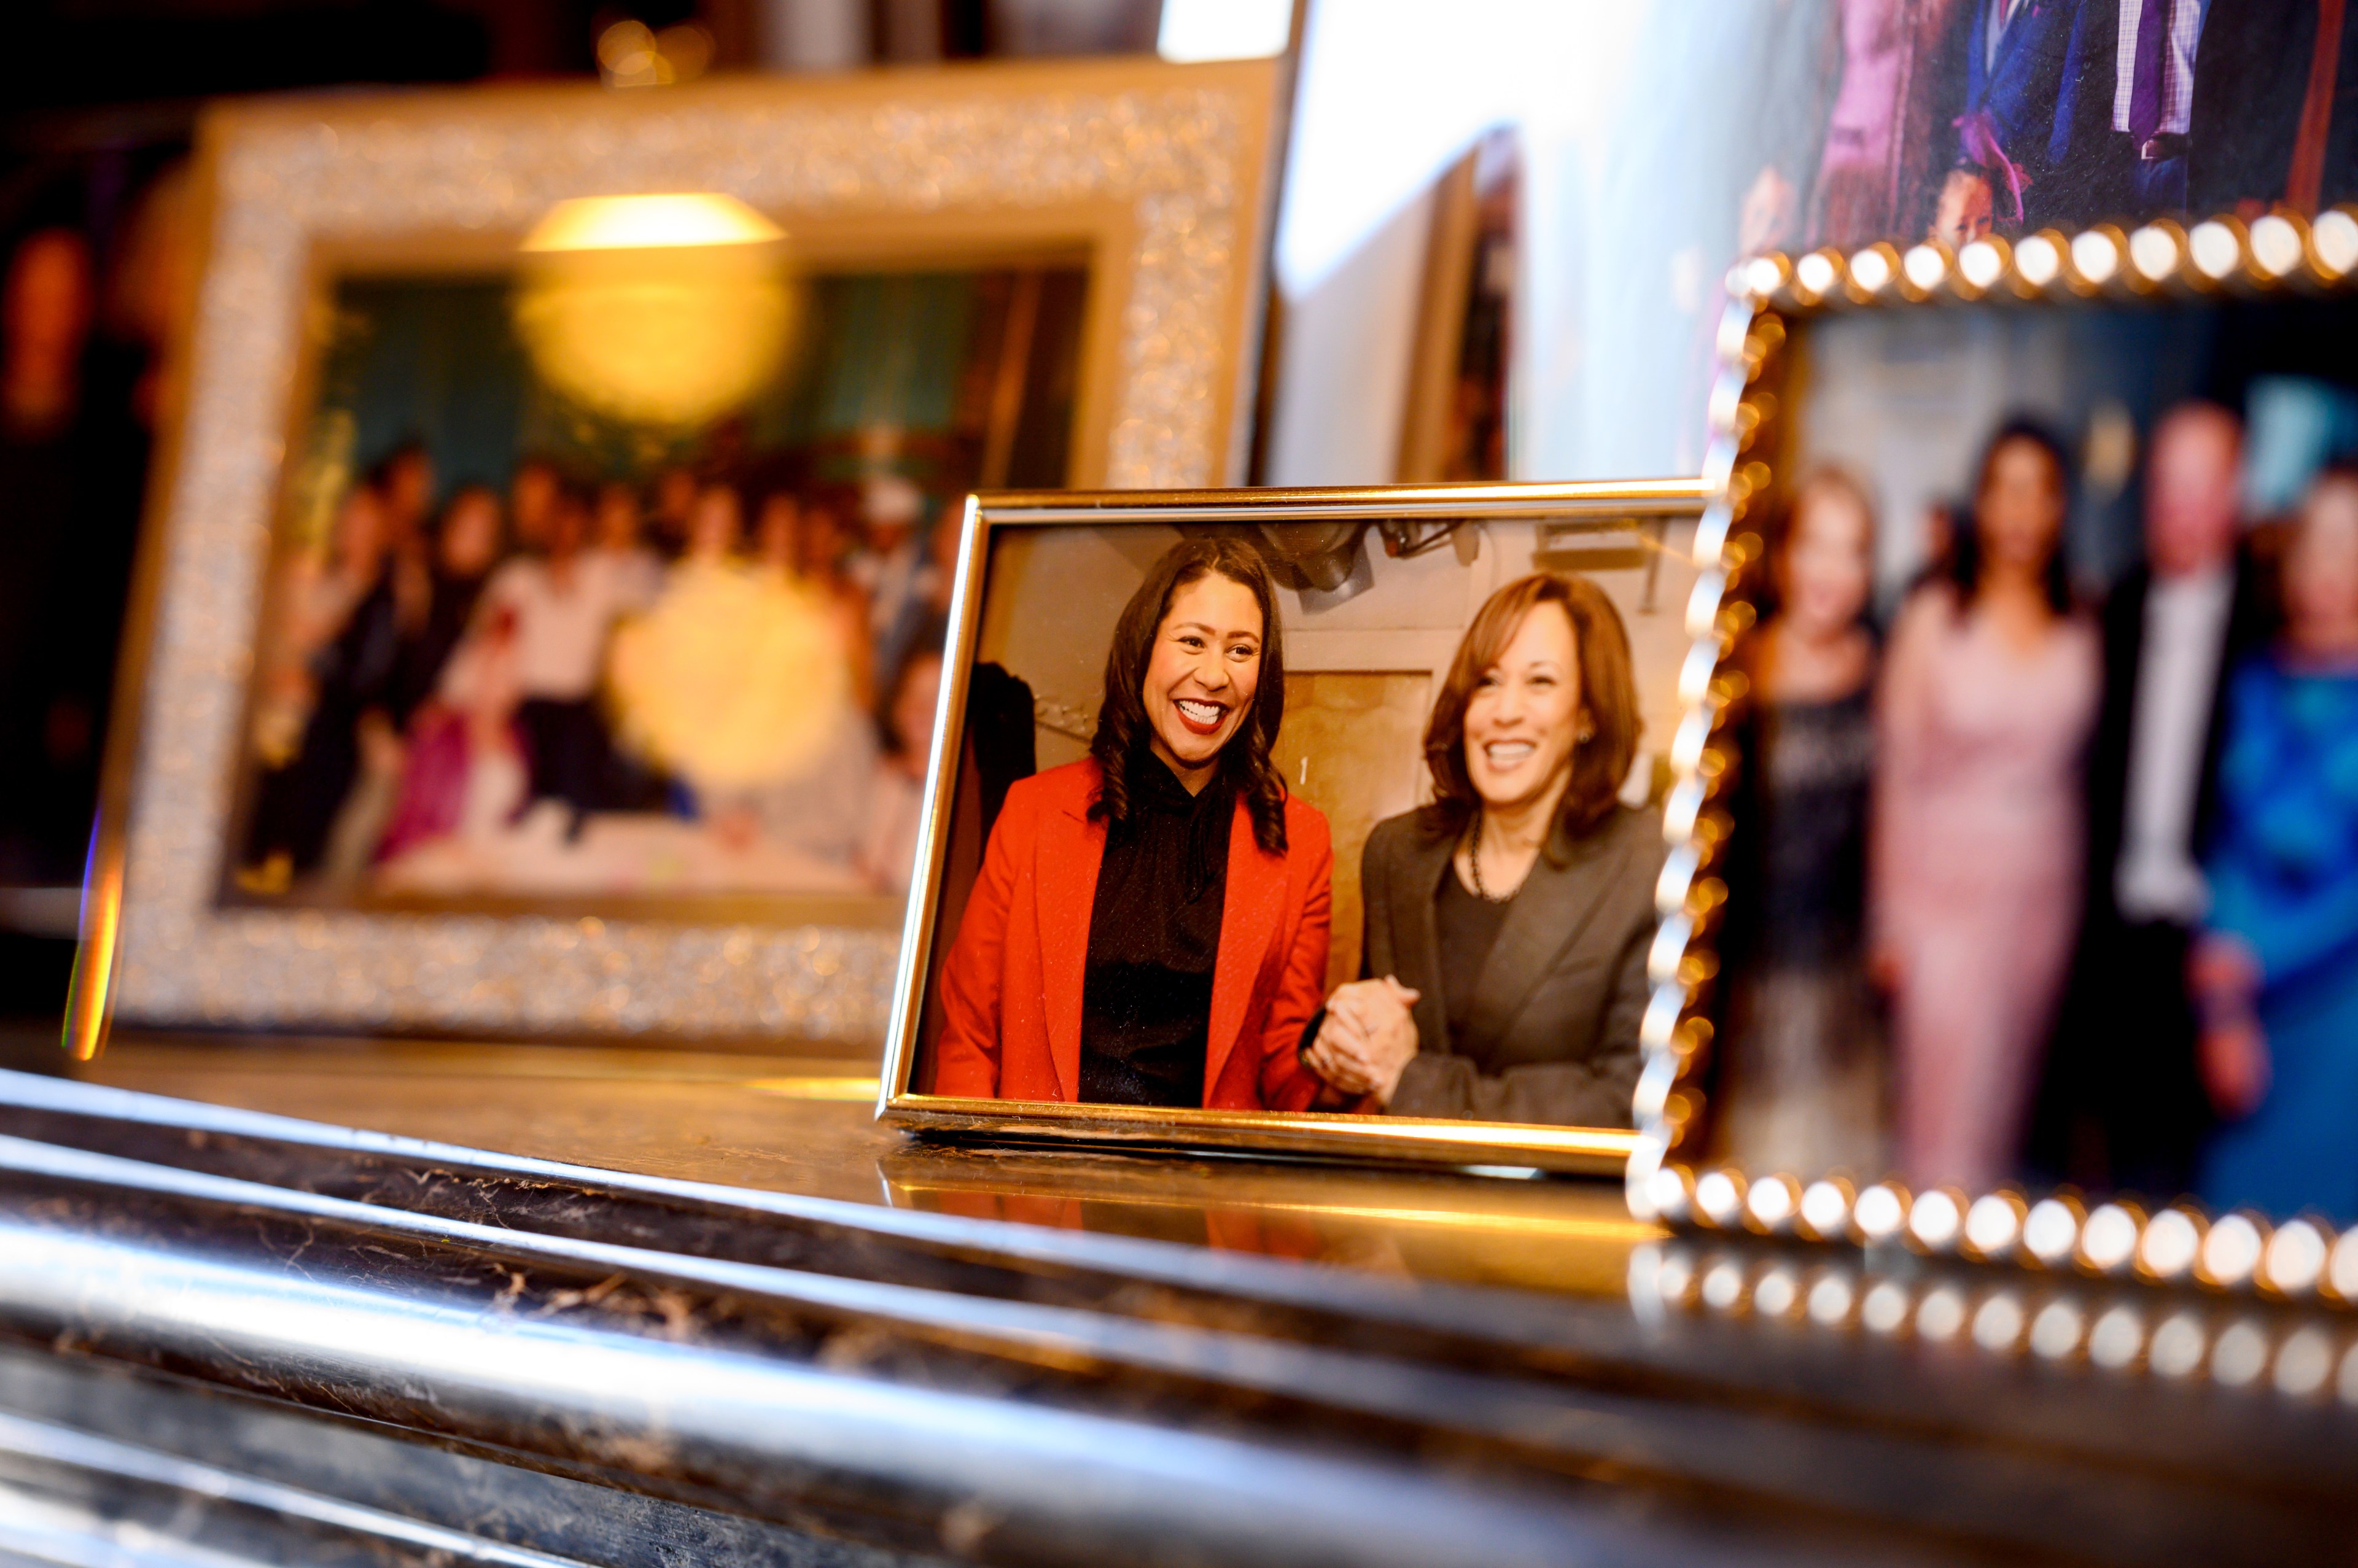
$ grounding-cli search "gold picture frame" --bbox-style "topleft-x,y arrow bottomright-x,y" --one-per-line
1630,206 -> 2358,1304
878,478 -> 1711,1173
71,56 -> 1285,1056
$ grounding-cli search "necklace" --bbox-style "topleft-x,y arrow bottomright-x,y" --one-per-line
1464,807 -> 1517,904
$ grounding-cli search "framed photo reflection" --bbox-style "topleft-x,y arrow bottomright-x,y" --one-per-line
881,481 -> 1711,1171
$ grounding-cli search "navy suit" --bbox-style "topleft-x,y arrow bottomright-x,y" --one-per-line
2190,0 -> 2358,212
1948,0 -> 2211,227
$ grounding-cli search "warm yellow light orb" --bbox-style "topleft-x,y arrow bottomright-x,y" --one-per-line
513,195 -> 797,429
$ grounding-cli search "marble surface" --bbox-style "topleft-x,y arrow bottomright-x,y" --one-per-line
73,1035 -> 1654,1292
0,1332 -> 943,1567
79,1036 -> 900,1205
0,1038 -> 2354,1564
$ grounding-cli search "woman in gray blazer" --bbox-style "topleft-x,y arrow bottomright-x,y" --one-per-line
1304,572 -> 1663,1127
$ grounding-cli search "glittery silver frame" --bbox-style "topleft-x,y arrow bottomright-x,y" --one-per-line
73,57 -> 1284,1053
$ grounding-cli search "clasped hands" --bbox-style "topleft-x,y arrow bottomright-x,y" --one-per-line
1304,976 -> 1420,1105
2190,934 -> 2270,1119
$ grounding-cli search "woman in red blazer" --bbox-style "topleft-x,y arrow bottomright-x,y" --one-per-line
933,537 -> 1333,1112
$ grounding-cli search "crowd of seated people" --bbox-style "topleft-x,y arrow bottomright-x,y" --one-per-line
242,447 -> 952,900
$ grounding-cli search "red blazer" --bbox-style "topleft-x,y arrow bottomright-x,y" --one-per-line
933,759 -> 1331,1111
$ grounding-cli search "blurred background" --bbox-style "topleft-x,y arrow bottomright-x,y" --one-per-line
21,0 -> 2343,1058
0,0 -> 1279,1052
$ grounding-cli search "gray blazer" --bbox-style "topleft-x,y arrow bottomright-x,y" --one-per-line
1357,803 -> 1663,1127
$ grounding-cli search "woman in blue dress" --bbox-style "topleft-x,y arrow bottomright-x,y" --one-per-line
2195,465 -> 2358,1221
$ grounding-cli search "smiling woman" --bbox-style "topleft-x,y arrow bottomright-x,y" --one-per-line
931,538 -> 1339,1112
1300,573 -> 1661,1127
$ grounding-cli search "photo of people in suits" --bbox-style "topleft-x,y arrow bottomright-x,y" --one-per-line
1710,287 -> 2358,1221
910,517 -> 1699,1125
1803,0 -> 2358,252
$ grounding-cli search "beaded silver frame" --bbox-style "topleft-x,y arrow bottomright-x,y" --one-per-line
1626,206 -> 2358,1307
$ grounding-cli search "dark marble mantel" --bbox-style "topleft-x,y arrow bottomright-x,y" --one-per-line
1,1039 -> 2354,1566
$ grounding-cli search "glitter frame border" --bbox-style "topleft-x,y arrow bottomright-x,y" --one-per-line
72,57 -> 1283,1052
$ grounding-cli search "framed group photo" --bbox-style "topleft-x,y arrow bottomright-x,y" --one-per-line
74,55 -> 1284,1052
1642,208 -> 2358,1303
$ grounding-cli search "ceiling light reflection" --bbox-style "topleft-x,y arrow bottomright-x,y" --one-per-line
523,194 -> 785,253
1971,1292 -> 2024,1353
515,195 -> 798,429
2087,1305 -> 2143,1370
2274,1327 -> 2334,1399
1806,1271 -> 1854,1327
1861,1280 -> 1909,1335
2210,1320 -> 2269,1387
2149,1312 -> 2206,1378
2028,1300 -> 2082,1360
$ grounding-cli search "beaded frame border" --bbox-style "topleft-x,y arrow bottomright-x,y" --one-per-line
1625,206 -> 2358,1307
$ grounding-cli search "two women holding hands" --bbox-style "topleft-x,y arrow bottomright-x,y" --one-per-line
935,536 -> 1656,1127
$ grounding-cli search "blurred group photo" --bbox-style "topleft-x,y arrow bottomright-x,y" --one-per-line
1709,291 -> 2358,1221
231,261 -> 1088,909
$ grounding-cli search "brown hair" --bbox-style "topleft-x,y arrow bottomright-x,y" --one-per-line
2258,459 -> 2358,633
1423,572 -> 1639,847
1761,465 -> 1876,617
1088,535 -> 1289,854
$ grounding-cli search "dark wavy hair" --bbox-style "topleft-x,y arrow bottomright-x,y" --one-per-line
1423,572 -> 1640,851
1088,535 -> 1289,854
1955,416 -> 2074,613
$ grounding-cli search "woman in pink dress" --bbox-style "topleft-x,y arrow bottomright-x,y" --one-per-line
1874,419 -> 2101,1193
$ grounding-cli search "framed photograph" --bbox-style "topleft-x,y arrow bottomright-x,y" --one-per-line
877,478 -> 1711,1171
73,56 -> 1284,1052
1393,126 -> 1518,486
1635,208 -> 2358,1302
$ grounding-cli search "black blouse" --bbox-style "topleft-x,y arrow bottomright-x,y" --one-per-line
1433,866 -> 1513,1065
1721,688 -> 1874,972
1078,756 -> 1232,1107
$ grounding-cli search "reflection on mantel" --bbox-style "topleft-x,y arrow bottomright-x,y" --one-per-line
74,1033 -> 1650,1293
882,1142 -> 1653,1295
